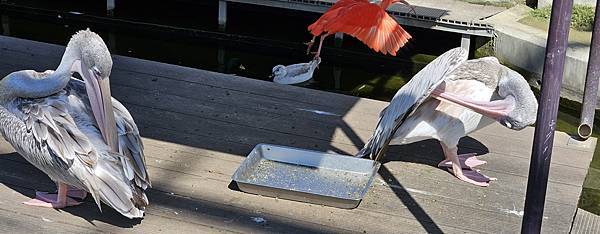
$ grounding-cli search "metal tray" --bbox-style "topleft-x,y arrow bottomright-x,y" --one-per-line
231,144 -> 381,209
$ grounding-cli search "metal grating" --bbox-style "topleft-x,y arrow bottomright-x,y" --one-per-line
228,0 -> 497,37
571,208 -> 600,234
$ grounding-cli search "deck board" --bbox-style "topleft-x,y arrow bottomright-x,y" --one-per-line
0,35 -> 594,233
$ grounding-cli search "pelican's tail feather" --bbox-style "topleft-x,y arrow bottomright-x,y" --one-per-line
355,47 -> 469,161
88,152 -> 148,219
354,141 -> 372,159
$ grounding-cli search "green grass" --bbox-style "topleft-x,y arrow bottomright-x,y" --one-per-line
518,15 -> 592,46
530,5 -> 596,32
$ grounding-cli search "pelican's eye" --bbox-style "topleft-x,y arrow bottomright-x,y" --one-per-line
92,66 -> 103,79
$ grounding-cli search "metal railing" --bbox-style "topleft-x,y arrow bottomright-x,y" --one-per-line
225,0 -> 496,37
578,1 -> 600,139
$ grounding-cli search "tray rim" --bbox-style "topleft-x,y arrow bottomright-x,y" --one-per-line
231,143 -> 381,202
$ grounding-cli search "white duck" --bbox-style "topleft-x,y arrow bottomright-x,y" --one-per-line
271,57 -> 321,85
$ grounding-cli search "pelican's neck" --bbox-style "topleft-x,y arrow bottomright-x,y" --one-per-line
0,46 -> 79,101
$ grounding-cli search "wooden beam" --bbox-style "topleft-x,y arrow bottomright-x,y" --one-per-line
1,15 -> 8,36
218,0 -> 227,31
460,34 -> 470,53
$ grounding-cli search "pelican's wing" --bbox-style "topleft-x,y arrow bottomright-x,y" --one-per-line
112,99 -> 151,189
66,79 -> 151,189
17,92 -> 98,167
357,47 -> 468,160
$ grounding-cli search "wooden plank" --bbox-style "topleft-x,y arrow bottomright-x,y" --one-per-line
0,49 -> 383,133
465,131 -> 594,169
475,124 -> 598,154
0,153 -> 441,233
0,157 -> 359,233
0,135 -> 580,232
0,207 -> 103,233
0,141 -> 575,234
109,84 -> 372,147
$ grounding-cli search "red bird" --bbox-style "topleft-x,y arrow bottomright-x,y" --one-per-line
306,0 -> 414,57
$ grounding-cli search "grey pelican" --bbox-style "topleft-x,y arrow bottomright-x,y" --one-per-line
356,47 -> 538,187
271,57 -> 321,85
0,29 -> 150,218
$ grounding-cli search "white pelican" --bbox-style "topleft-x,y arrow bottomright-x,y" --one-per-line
356,47 -> 538,187
271,57 -> 321,85
0,29 -> 150,218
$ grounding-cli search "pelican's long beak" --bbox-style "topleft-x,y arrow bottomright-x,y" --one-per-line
431,87 -> 515,121
77,61 -> 118,151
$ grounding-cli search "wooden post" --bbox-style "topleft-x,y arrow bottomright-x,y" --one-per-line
217,45 -> 226,73
578,1 -> 600,139
333,66 -> 342,89
460,34 -> 470,54
334,32 -> 344,48
521,0 -> 573,232
108,31 -> 117,53
218,0 -> 227,31
1,15 -> 8,36
107,0 -> 115,16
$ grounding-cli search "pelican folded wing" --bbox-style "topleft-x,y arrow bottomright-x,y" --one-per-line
357,47 -> 468,160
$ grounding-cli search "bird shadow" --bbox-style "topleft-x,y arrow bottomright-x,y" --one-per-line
380,137 -> 490,166
0,152 -> 142,228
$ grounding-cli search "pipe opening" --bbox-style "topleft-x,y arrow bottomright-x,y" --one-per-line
578,123 -> 593,139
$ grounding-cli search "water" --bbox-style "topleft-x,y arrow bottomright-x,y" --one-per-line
2,0 -> 599,215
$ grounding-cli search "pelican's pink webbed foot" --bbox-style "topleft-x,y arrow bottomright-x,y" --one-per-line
67,186 -> 88,199
23,183 -> 82,208
440,144 -> 495,187
438,153 -> 487,169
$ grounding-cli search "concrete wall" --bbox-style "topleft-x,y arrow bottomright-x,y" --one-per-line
494,28 -> 592,104
538,0 -> 596,8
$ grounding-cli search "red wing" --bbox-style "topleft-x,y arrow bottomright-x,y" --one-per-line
308,0 -> 368,35
324,3 -> 412,55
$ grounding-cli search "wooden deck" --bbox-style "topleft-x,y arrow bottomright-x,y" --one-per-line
0,35 -> 595,233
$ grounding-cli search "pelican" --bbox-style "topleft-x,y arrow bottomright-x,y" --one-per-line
271,57 -> 321,85
356,47 -> 538,187
0,29 -> 150,218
